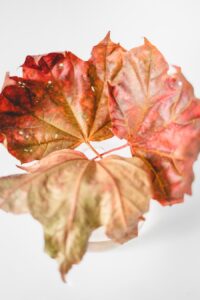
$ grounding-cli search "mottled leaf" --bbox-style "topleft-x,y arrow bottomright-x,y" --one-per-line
0,53 -> 94,162
108,39 -> 200,204
88,32 -> 125,140
0,34 -> 124,162
0,149 -> 152,280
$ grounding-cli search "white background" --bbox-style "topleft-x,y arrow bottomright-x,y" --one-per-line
0,0 -> 200,299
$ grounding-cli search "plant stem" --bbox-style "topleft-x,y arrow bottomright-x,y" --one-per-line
92,143 -> 129,160
86,142 -> 102,159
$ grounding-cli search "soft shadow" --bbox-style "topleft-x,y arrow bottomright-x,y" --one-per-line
119,193 -> 200,251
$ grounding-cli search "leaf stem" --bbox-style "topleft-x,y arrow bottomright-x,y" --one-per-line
92,143 -> 129,160
86,142 -> 102,159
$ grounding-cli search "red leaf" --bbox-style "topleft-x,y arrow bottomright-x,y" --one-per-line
108,39 -> 200,205
88,32 -> 125,140
0,34 -> 125,162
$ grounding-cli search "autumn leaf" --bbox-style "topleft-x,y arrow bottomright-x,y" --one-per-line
108,38 -> 200,205
0,54 -> 96,162
0,34 -> 199,282
88,32 -> 125,140
0,33 -> 124,163
0,149 -> 152,280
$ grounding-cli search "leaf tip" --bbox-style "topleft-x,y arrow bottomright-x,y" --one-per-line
59,262 -> 71,283
143,37 -> 154,48
101,31 -> 112,44
105,30 -> 111,38
61,272 -> 67,283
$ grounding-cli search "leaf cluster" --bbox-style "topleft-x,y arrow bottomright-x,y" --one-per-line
0,33 -> 200,280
